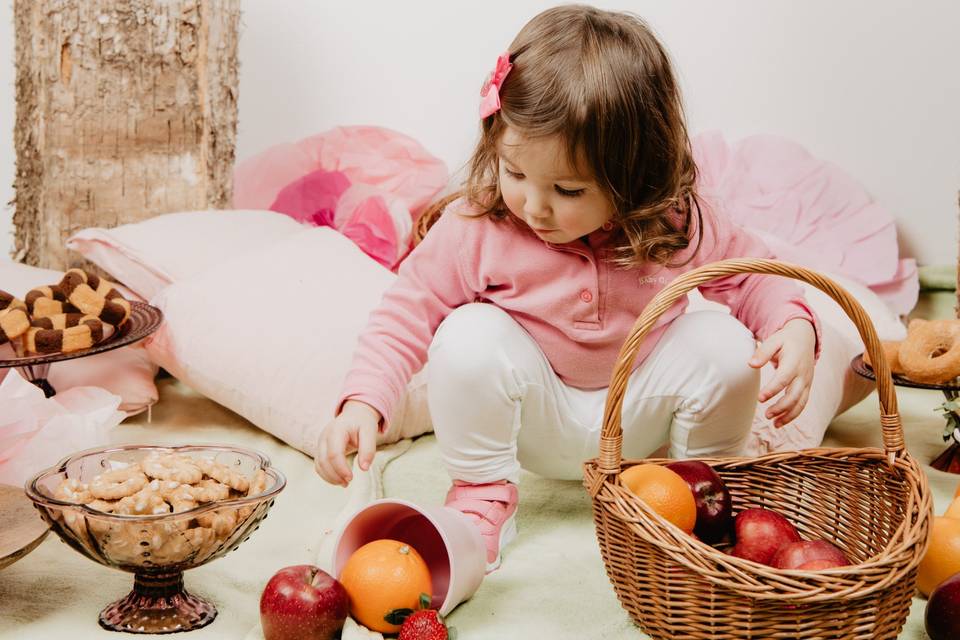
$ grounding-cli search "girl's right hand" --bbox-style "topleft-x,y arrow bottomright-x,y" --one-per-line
314,400 -> 381,487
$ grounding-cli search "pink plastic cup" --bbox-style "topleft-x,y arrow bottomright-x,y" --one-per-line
332,498 -> 486,616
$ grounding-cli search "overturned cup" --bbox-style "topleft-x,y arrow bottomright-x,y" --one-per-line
332,498 -> 486,616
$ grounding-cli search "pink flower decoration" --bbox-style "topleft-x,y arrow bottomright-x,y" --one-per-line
479,52 -> 513,119
340,196 -> 399,269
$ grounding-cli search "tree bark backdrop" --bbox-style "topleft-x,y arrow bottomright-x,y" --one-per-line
13,0 -> 240,270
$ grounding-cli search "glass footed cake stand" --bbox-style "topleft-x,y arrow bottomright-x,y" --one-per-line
26,444 -> 286,634
851,353 -> 960,473
0,301 -> 163,397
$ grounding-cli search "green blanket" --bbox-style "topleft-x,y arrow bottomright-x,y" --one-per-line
381,390 -> 953,639
1,377 -> 955,639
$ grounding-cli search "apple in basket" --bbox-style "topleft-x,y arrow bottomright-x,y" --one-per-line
260,565 -> 350,640
926,571 -> 960,640
666,460 -> 733,544
729,508 -> 801,565
771,539 -> 851,570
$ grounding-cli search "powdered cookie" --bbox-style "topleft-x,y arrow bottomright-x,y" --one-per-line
116,488 -> 172,516
196,508 -> 238,536
54,478 -> 92,504
89,465 -> 148,500
84,498 -> 119,513
187,478 -> 232,503
196,458 -> 249,493
143,453 -> 203,484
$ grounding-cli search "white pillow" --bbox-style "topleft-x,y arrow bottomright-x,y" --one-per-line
66,210 -> 307,301
143,227 -> 431,456
0,260 -> 159,415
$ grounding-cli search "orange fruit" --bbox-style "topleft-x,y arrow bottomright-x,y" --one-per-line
918,516 -> 960,596
619,463 -> 697,534
954,482 -> 960,499
338,539 -> 432,633
945,496 -> 960,520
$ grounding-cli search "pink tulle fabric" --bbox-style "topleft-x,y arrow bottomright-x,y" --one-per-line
233,126 -> 448,269
0,370 -> 125,485
693,131 -> 917,315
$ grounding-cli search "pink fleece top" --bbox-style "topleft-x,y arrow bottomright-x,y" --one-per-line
340,197 -> 820,426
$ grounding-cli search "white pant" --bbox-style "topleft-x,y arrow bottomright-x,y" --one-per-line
426,303 -> 761,484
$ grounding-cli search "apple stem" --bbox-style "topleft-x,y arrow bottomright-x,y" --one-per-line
308,567 -> 320,588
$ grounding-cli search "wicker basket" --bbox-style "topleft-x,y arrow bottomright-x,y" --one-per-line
583,258 -> 933,639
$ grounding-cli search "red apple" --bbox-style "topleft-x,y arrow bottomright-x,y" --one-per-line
666,460 -> 733,544
771,539 -> 851,570
260,565 -> 350,640
927,572 -> 960,640
730,508 -> 801,565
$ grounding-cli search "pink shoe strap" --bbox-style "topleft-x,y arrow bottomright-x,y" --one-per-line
446,482 -> 516,504
446,497 -> 510,526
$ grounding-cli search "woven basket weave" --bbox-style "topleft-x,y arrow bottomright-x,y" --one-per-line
583,258 -> 933,639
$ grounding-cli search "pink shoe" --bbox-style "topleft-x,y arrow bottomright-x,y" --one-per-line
444,480 -> 518,573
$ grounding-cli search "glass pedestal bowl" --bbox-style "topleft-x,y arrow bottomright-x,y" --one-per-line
25,444 -> 286,634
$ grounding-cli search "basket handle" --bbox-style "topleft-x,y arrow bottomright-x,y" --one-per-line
596,258 -> 903,476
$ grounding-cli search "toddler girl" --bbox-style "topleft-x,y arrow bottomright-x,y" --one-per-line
315,5 -> 819,572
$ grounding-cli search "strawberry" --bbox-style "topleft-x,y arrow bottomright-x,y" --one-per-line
398,609 -> 455,640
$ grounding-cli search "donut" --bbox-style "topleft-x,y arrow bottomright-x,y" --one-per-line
898,319 -> 960,384
862,340 -> 905,375
0,290 -> 30,345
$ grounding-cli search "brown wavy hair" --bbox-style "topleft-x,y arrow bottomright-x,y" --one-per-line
415,4 -> 702,268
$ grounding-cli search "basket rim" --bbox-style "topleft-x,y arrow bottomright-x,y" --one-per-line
594,259 -> 908,478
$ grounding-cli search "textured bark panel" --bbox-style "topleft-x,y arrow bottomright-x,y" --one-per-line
13,0 -> 240,270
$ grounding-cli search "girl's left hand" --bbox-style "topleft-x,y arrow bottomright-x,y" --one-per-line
748,318 -> 817,428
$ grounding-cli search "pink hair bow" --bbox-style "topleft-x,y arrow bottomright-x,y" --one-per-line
479,52 -> 513,118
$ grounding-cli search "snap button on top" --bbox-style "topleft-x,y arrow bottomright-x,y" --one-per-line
580,290 -> 593,303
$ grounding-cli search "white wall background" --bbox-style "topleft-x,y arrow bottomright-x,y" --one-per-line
0,1 -> 957,265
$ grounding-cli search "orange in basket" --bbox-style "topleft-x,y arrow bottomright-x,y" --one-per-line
583,258 -> 932,640
620,464 -> 696,534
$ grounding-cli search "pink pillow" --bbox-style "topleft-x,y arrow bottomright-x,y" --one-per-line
693,131 -> 918,315
232,127 -> 450,270
144,227 -> 430,455
0,260 -> 159,415
66,210 -> 307,301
